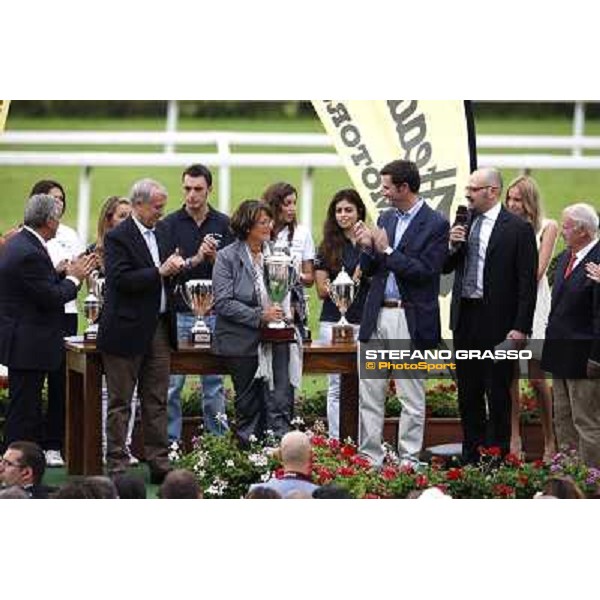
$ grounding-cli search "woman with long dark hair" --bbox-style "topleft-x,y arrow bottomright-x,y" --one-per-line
315,189 -> 369,439
262,182 -> 314,339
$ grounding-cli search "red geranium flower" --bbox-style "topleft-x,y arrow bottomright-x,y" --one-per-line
328,438 -> 341,451
341,444 -> 357,458
363,493 -> 381,499
415,474 -> 429,488
311,436 -> 327,448
274,468 -> 285,479
533,459 -> 545,469
314,466 -> 333,484
493,484 -> 515,498
350,455 -> 371,469
504,453 -> 523,468
446,468 -> 463,481
381,466 -> 398,481
337,466 -> 356,478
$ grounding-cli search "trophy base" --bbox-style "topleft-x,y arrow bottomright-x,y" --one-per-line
331,325 -> 355,344
83,327 -> 98,344
260,326 -> 296,343
190,330 -> 212,347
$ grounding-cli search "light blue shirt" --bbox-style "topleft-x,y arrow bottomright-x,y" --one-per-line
384,199 -> 424,301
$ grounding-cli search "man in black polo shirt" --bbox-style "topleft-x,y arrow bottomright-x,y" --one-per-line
163,164 -> 233,443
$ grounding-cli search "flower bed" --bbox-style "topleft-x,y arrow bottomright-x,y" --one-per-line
173,425 -> 600,499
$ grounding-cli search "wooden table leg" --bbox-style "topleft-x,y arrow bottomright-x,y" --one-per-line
66,365 -> 84,475
339,372 -> 359,444
82,354 -> 103,476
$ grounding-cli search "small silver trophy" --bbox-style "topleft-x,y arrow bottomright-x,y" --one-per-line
83,271 -> 105,343
180,279 -> 214,346
262,242 -> 296,343
329,267 -> 358,344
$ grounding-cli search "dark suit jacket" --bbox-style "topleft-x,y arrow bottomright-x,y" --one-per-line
443,206 -> 538,344
358,203 -> 450,348
541,242 -> 600,378
0,229 -> 78,371
96,216 -> 177,357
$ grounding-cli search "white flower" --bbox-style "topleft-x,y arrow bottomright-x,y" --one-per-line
291,416 -> 305,428
248,453 -> 268,467
248,434 -> 258,444
207,477 -> 229,497
261,472 -> 271,483
216,412 -> 229,426
225,459 -> 235,468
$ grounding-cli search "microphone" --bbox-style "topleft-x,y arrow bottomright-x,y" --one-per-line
452,205 -> 469,248
454,205 -> 469,228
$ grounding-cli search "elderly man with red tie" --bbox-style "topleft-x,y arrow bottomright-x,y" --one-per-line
542,203 -> 600,468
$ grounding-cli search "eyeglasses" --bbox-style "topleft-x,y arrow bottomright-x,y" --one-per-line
465,185 -> 496,194
0,457 -> 24,468
256,219 -> 273,227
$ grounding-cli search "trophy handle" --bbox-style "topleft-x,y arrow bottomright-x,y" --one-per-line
178,283 -> 193,311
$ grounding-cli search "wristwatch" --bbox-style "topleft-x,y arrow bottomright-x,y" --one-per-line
383,246 -> 394,256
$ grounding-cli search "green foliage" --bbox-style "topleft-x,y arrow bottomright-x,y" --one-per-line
174,432 -> 279,499
174,425 -> 599,499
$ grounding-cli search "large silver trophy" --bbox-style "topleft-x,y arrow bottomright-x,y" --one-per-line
180,279 -> 213,346
83,271 -> 105,343
328,267 -> 358,344
262,242 -> 296,343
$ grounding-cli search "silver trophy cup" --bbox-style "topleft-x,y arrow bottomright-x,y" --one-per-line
262,243 -> 296,342
328,267 -> 358,344
180,279 -> 213,346
83,271 -> 105,342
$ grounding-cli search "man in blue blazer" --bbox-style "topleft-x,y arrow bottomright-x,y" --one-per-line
542,203 -> 600,467
0,194 -> 93,451
355,160 -> 449,468
97,179 -> 185,483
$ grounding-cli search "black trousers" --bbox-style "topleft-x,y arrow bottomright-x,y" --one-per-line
44,313 -> 78,451
4,369 -> 46,449
228,344 -> 294,447
454,300 -> 514,464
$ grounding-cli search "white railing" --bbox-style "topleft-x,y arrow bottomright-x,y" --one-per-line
2,128 -> 600,242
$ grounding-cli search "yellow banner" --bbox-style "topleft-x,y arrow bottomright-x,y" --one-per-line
0,100 -> 10,133
312,100 -> 477,338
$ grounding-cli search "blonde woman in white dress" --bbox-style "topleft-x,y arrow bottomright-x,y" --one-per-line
506,176 -> 558,461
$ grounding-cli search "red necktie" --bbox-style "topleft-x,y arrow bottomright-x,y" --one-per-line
564,251 -> 577,279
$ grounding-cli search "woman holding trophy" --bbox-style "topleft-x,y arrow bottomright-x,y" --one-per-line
315,189 -> 370,439
262,182 -> 315,340
213,200 -> 296,446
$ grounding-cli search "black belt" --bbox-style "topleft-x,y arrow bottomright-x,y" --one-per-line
461,298 -> 483,305
382,300 -> 404,309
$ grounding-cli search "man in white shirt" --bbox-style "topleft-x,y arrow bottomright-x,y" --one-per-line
444,168 -> 538,464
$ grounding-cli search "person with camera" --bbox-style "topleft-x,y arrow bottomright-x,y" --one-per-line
163,164 -> 234,443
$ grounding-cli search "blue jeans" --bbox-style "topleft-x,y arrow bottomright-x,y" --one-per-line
167,313 -> 228,441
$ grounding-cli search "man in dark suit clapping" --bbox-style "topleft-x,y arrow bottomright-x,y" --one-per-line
444,168 -> 538,464
542,203 -> 600,467
0,194 -> 94,451
97,179 -> 185,483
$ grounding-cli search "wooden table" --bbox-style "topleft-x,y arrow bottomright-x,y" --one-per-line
65,340 -> 358,476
